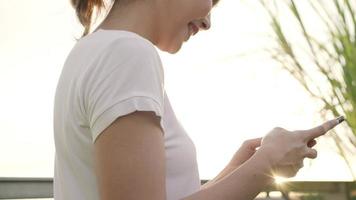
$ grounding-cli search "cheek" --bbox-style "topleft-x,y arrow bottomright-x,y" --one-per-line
172,26 -> 188,45
156,25 -> 187,53
194,0 -> 212,18
158,0 -> 212,51
178,0 -> 212,22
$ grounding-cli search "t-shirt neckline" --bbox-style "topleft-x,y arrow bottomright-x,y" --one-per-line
95,28 -> 153,44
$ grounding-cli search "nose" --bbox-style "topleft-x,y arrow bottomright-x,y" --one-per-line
193,14 -> 211,31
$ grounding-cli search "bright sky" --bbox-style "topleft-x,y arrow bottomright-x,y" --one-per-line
0,0 -> 355,181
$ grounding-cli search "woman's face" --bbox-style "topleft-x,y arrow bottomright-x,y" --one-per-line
155,0 -> 216,53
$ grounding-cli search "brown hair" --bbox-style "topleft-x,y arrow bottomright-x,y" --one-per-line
71,0 -> 106,38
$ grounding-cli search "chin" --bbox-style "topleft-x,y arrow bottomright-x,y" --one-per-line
158,43 -> 183,54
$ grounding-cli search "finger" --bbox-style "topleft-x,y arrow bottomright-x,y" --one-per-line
307,139 -> 317,148
244,137 -> 262,149
304,148 -> 317,159
299,118 -> 342,141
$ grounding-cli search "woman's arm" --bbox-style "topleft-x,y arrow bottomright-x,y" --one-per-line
94,111 -> 339,200
183,147 -> 273,200
201,138 -> 262,190
94,110 -> 271,200
200,165 -> 236,190
94,111 -> 167,200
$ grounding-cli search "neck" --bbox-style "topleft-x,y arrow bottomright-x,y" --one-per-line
95,2 -> 160,45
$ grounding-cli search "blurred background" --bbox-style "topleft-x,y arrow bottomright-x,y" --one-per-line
0,0 -> 355,199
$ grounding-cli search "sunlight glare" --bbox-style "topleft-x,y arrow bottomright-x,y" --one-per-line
274,176 -> 288,185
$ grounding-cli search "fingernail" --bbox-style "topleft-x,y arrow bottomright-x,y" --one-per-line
336,116 -> 345,124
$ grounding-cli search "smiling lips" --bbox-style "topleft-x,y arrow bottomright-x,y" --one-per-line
188,22 -> 199,36
184,22 -> 199,42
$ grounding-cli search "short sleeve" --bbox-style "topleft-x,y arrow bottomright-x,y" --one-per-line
81,37 -> 165,143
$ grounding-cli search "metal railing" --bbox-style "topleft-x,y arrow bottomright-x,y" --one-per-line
0,177 -> 52,199
0,177 -> 355,199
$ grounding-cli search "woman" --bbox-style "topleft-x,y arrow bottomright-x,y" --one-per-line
53,0 -> 342,199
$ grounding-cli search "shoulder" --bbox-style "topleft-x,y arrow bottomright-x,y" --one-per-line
80,30 -> 165,88
75,31 -> 165,89
95,31 -> 160,59
74,30 -> 161,64
95,31 -> 163,73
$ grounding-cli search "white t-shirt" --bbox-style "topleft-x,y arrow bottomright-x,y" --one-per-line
53,29 -> 201,200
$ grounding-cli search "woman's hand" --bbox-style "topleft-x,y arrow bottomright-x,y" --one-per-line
226,134 -> 317,170
259,118 -> 340,178
201,118 -> 340,191
227,138 -> 262,168
227,135 -> 317,176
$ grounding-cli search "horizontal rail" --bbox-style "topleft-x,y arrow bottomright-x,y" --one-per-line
0,177 -> 53,199
0,178 -> 354,199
